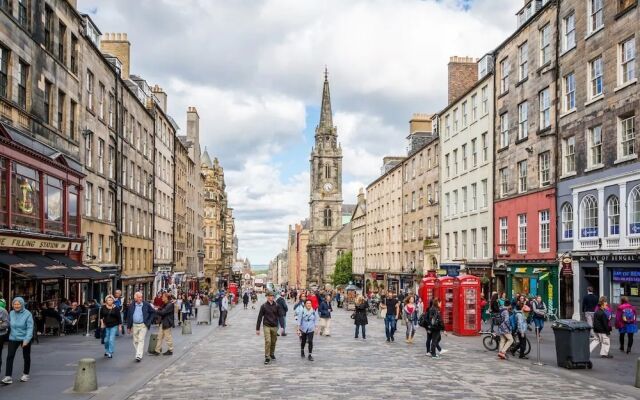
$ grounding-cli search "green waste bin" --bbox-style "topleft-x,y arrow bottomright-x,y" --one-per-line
551,319 -> 592,369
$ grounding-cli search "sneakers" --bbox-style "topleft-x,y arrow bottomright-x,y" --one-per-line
270,354 -> 276,360
104,353 -> 109,357
163,350 -> 173,356
264,357 -> 271,365
308,354 -> 314,361
20,374 -> 29,382
149,351 -> 160,356
440,349 -> 449,354
431,354 -> 441,359
301,350 -> 305,358
135,357 -> 142,362
1,376 -> 13,385
107,354 -> 113,359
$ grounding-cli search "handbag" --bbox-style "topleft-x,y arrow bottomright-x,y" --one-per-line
350,312 -> 355,319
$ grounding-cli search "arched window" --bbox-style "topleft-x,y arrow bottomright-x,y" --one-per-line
323,207 -> 332,227
561,202 -> 573,239
580,195 -> 598,237
607,196 -> 620,235
629,185 -> 640,234
325,164 -> 331,179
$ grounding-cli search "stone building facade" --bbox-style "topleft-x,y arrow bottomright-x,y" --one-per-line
492,0 -> 560,314
350,191 -> 366,287
401,115 -> 439,292
173,137 -> 188,279
439,71 -> 494,294
307,71 -> 344,287
288,220 -> 309,289
555,0 -> 640,314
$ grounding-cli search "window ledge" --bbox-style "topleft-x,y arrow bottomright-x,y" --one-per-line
584,164 -> 604,173
614,154 -> 638,164
536,61 -> 553,74
537,126 -> 552,136
585,26 -> 604,41
560,108 -> 577,119
560,171 -> 577,179
515,136 -> 529,145
497,146 -> 509,153
584,95 -> 604,107
560,46 -> 577,58
614,78 -> 637,93
497,90 -> 509,100
615,3 -> 637,20
515,77 -> 529,88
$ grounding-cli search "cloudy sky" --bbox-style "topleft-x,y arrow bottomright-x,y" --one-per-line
80,0 -> 518,266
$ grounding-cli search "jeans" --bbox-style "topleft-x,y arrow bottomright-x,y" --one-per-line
355,324 -> 366,338
277,315 -> 287,332
103,326 -> 117,355
5,340 -> 31,376
429,330 -> 441,356
301,331 -> 314,354
219,310 -> 228,326
533,317 -> 544,334
406,319 -> 416,339
384,315 -> 397,339
426,331 -> 441,353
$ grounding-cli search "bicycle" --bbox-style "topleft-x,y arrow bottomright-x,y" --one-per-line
546,306 -> 559,322
481,330 -> 531,355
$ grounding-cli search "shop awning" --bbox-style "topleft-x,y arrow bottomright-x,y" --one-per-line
45,254 -> 110,281
4,252 -> 66,279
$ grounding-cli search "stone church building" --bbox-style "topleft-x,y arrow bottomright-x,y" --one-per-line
307,71 -> 353,287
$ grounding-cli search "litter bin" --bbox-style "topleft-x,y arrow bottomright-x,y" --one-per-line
551,319 -> 593,369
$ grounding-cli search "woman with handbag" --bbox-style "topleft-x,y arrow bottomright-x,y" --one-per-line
353,295 -> 368,340
531,296 -> 547,340
100,295 -> 122,359
403,296 -> 417,344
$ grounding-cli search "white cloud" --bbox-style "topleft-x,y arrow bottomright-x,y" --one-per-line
79,0 -> 518,264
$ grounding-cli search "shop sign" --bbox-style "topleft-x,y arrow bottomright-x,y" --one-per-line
576,254 -> 640,263
561,257 -> 573,276
157,266 -> 172,273
612,270 -> 640,283
371,273 -> 385,280
0,235 -> 70,251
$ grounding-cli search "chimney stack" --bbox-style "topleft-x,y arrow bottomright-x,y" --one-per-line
409,113 -> 433,135
100,33 -> 131,80
187,106 -> 200,144
151,85 -> 167,113
448,56 -> 478,104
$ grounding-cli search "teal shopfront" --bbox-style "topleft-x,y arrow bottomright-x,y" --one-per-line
506,264 -> 559,314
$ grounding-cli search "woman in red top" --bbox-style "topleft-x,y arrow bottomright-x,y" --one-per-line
403,295 -> 417,343
307,291 -> 319,311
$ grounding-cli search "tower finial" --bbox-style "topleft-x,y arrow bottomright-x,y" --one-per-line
318,67 -> 333,131
324,65 -> 328,81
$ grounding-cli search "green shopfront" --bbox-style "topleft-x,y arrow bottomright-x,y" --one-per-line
506,263 -> 559,314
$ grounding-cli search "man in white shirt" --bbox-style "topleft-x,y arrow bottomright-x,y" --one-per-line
220,295 -> 229,327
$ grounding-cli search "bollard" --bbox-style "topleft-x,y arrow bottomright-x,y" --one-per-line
636,358 -> 640,388
532,326 -> 544,366
73,358 -> 97,393
182,319 -> 192,334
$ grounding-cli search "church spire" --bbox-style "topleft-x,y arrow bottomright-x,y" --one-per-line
318,67 -> 333,132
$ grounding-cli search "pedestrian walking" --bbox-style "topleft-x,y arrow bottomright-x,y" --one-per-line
297,299 -> 319,361
531,295 -> 547,339
276,291 -> 288,335
151,293 -> 175,356
582,287 -> 598,337
113,290 -> 124,336
180,294 -> 191,322
615,296 -> 637,354
0,303 -> 9,374
497,300 -> 513,360
0,291 -> 6,310
318,295 -> 332,336
403,295 -> 417,343
1,297 -> 34,384
382,290 -> 400,342
243,292 -> 250,310
427,298 -> 445,359
100,295 -> 122,359
592,296 -> 613,358
354,295 -> 368,340
126,292 -> 155,362
256,291 -> 285,365
220,293 -> 229,327
512,302 -> 529,359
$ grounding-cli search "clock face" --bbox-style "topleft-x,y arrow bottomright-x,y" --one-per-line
323,182 -> 333,192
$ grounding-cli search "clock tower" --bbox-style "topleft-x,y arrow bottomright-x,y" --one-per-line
307,68 -> 343,286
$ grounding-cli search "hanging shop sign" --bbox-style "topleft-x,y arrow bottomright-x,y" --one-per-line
561,257 -> 573,276
0,235 -> 70,251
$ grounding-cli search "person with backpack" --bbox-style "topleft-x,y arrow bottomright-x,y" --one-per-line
531,295 -> 547,340
497,300 -> 513,360
615,296 -> 637,354
592,296 -> 613,358
427,298 -> 445,359
512,302 -> 529,359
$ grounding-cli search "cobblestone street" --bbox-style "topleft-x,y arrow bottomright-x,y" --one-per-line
129,302 -> 636,399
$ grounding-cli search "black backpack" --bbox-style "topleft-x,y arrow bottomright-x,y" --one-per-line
418,312 -> 429,328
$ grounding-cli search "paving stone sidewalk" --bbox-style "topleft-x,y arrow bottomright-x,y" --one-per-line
129,302 -> 638,400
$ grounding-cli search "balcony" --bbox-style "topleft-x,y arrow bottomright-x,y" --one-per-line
577,236 -> 640,250
578,238 -> 599,250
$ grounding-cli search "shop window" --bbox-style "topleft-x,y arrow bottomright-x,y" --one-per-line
45,175 -> 63,234
68,185 -> 79,236
12,162 -> 40,231
580,195 -> 598,237
629,185 -> 640,234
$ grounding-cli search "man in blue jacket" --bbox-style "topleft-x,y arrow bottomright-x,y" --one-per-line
126,292 -> 155,362
318,295 -> 333,336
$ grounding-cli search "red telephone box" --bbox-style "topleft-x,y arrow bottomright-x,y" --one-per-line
228,283 -> 239,304
453,275 -> 481,336
419,276 -> 438,309
436,276 -> 455,332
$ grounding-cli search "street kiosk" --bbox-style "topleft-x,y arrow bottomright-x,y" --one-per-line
452,275 -> 481,336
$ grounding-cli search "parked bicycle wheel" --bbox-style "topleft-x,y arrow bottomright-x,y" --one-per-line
482,334 -> 500,351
